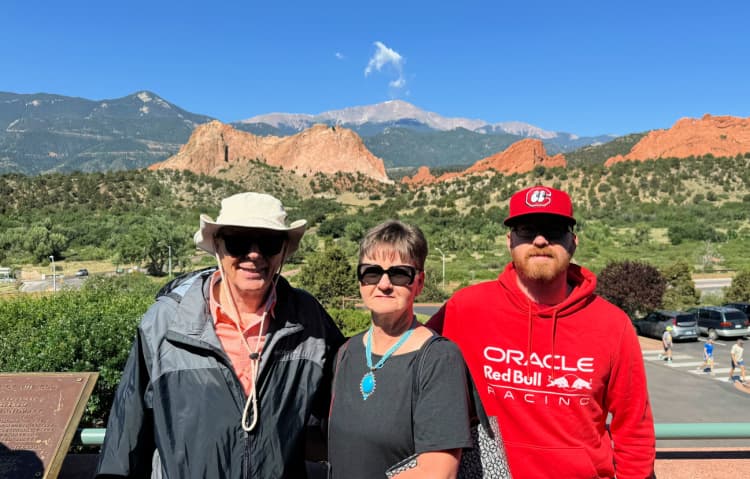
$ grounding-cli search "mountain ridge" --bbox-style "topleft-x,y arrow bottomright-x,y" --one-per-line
0,90 -> 213,174
4,90 -> 748,178
243,98 -> 570,140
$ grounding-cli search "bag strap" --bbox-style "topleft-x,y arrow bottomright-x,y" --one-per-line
466,370 -> 495,439
411,333 -> 446,404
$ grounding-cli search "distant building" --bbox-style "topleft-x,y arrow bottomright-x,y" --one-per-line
0,267 -> 14,282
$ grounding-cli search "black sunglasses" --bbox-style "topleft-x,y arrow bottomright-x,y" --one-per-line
218,232 -> 286,258
357,264 -> 418,286
512,224 -> 573,242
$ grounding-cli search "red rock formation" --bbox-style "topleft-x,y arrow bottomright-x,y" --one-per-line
465,138 -> 566,174
149,121 -> 390,182
401,138 -> 566,186
401,166 -> 437,186
605,114 -> 750,166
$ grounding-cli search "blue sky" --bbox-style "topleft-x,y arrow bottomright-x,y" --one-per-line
3,0 -> 749,137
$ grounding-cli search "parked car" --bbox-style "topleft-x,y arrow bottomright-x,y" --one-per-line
686,306 -> 750,340
723,302 -> 750,316
75,268 -> 89,277
632,310 -> 699,341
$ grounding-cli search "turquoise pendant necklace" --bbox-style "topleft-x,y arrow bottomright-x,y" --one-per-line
360,323 -> 415,400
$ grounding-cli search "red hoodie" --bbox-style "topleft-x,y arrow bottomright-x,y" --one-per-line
429,263 -> 655,479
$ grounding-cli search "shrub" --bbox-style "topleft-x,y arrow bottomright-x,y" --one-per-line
0,274 -> 160,427
725,269 -> 750,302
667,223 -> 724,245
596,260 -> 666,318
328,308 -> 371,337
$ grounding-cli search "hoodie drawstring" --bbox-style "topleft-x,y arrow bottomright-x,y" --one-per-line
526,301 -> 534,377
525,298 -> 561,381
550,309 -> 559,381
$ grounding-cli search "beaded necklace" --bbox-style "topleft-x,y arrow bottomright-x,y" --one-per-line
360,323 -> 415,400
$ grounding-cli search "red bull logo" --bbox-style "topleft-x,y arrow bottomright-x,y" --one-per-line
546,374 -> 592,391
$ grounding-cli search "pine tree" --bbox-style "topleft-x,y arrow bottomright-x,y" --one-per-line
661,261 -> 700,310
295,244 -> 359,307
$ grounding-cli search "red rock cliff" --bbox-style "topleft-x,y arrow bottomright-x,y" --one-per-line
465,138 -> 566,174
401,166 -> 437,186
605,114 -> 750,166
402,138 -> 566,186
149,121 -> 390,182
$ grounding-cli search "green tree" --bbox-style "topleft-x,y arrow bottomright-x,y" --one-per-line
725,269 -> 750,302
661,261 -> 700,310
115,218 -> 192,275
418,266 -> 449,302
344,221 -> 367,243
295,245 -> 359,307
21,225 -> 70,262
596,260 -> 666,318
328,308 -> 371,337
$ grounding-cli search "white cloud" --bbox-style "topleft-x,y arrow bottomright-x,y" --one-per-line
389,77 -> 405,89
335,52 -> 345,60
365,41 -> 406,90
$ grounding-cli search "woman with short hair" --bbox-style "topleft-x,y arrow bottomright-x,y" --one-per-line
328,220 -> 472,479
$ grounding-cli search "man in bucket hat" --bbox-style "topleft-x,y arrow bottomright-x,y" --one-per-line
97,192 -> 344,479
428,186 -> 655,478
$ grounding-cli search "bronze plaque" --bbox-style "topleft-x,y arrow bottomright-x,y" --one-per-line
0,372 -> 98,479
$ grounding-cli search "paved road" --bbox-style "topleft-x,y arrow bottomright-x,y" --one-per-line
694,277 -> 733,297
20,276 -> 87,293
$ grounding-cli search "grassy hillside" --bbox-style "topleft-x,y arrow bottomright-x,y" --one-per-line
1,153 -> 749,290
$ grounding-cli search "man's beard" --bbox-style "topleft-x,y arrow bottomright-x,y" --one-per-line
512,247 -> 571,283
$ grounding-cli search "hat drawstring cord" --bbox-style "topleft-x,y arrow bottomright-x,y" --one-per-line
213,237 -> 288,433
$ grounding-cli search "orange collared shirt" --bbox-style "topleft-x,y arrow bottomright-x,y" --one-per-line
209,270 -> 274,396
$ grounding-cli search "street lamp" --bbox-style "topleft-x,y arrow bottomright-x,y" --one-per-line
49,255 -> 56,293
435,247 -> 446,290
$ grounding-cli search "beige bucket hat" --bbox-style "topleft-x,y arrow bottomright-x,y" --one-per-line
194,192 -> 307,259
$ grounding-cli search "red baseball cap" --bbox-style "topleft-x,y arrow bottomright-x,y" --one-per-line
503,186 -> 576,226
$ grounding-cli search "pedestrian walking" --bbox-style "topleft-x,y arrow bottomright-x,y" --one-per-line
698,338 -> 715,375
729,338 -> 746,383
660,326 -> 673,363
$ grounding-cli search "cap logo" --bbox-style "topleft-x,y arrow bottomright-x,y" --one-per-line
525,187 -> 552,208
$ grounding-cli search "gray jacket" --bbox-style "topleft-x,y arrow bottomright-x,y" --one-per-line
96,268 -> 344,479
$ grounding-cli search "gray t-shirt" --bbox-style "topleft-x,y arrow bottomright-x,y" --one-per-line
328,334 -> 472,479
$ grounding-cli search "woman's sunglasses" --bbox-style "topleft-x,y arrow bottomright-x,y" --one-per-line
218,232 -> 286,258
357,264 -> 418,286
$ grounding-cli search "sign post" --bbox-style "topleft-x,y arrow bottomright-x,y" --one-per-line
0,372 -> 98,479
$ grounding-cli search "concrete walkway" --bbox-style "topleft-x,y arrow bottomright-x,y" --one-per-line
655,447 -> 750,477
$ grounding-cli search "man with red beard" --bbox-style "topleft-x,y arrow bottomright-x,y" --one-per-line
428,186 -> 655,479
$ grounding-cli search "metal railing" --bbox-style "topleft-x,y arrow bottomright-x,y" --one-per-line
75,423 -> 750,446
654,422 -> 750,439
